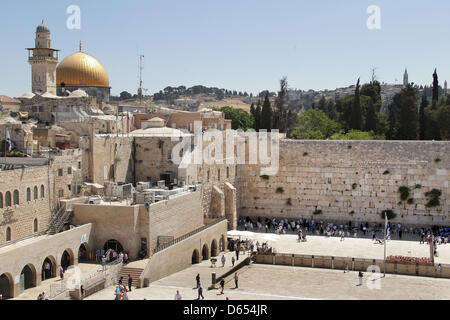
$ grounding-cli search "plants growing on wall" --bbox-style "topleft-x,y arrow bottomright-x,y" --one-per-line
398,186 -> 411,201
286,198 -> 292,206
260,175 -> 269,180
303,152 -> 308,156
313,209 -> 323,215
383,170 -> 390,175
276,187 -> 284,194
425,189 -> 442,208
352,183 -> 358,190
381,210 -> 397,220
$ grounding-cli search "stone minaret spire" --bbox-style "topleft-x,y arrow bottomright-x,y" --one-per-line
403,68 -> 409,87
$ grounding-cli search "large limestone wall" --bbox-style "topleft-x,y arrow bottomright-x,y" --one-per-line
148,190 -> 204,252
238,140 -> 450,226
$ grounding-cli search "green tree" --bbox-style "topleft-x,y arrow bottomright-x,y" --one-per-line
260,93 -> 273,131
255,101 -> 262,131
365,99 -> 377,132
219,106 -> 254,131
290,109 -> 341,140
390,84 -> 419,140
350,78 -> 362,130
419,94 -> 428,140
437,105 -> 450,139
432,68 -> 439,105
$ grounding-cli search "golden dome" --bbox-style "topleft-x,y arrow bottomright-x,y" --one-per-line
56,51 -> 110,88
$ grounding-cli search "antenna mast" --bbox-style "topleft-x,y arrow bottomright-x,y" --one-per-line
138,54 -> 145,106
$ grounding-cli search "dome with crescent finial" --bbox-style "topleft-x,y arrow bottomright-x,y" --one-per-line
36,21 -> 50,33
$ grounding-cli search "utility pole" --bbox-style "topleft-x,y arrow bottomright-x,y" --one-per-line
138,54 -> 145,106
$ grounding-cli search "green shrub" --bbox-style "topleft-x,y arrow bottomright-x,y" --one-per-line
286,198 -> 292,206
398,186 -> 411,201
425,189 -> 442,208
352,183 -> 358,190
415,184 -> 422,189
313,209 -> 323,215
381,210 -> 397,220
303,152 -> 308,156
383,170 -> 390,175
276,187 -> 284,194
260,175 -> 270,180
407,198 -> 414,205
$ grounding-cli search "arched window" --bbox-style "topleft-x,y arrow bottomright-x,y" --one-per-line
13,190 -> 19,205
0,192 -> 3,208
33,219 -> 38,233
5,192 -> 11,207
6,227 -> 11,241
40,185 -> 45,198
27,188 -> 31,202
33,186 -> 38,200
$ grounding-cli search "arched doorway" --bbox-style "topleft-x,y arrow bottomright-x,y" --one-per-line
202,244 -> 209,261
41,256 -> 56,281
103,239 -> 124,253
20,264 -> 36,293
211,239 -> 218,257
0,273 -> 13,299
219,235 -> 225,252
192,249 -> 200,264
78,243 -> 89,262
61,249 -> 74,271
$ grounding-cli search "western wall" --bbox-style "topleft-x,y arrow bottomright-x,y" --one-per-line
237,140 -> 450,226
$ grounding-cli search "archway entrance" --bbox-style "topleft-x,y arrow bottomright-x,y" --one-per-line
211,239 -> 218,257
219,235 -> 225,252
78,243 -> 89,262
202,244 -> 209,261
61,250 -> 74,271
103,239 -> 124,253
20,264 -> 36,293
192,249 -> 199,264
0,273 -> 13,299
41,256 -> 56,281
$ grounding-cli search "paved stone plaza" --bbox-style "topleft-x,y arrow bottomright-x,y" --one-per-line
85,234 -> 450,300
239,232 -> 450,264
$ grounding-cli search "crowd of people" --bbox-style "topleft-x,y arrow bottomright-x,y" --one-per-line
238,217 -> 450,244
114,275 -> 133,300
228,237 -> 272,255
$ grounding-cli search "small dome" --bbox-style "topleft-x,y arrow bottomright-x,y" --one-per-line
69,89 -> 89,98
36,23 -> 50,33
21,92 -> 36,99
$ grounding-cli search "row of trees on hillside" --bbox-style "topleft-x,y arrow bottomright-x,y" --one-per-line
227,71 -> 449,141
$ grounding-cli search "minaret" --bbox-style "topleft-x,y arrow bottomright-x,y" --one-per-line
26,21 -> 60,95
403,68 -> 409,87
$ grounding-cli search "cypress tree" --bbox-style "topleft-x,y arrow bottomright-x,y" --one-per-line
350,78 -> 362,130
398,84 -> 419,140
365,99 -> 377,132
432,68 -> 439,107
260,93 -> 272,131
255,101 -> 262,131
419,94 -> 428,140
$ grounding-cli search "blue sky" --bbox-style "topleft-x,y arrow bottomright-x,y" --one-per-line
1,0 -> 450,97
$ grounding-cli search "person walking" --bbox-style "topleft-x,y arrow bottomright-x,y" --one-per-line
59,266 -> 64,280
221,255 -> 226,267
197,283 -> 204,300
220,278 -> 225,294
235,245 -> 240,261
102,255 -> 107,271
344,262 -> 349,273
174,290 -> 182,300
357,271 -> 363,286
128,274 -> 133,292
231,256 -> 235,267
195,273 -> 200,289
234,273 -> 239,289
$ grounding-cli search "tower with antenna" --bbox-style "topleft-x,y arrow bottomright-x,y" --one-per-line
138,54 -> 145,105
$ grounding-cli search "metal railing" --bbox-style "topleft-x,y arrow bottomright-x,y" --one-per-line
153,217 -> 227,254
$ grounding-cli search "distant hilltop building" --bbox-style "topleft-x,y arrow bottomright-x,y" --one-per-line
27,22 -> 111,102
403,68 -> 409,87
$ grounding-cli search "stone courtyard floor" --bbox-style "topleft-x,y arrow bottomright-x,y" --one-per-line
86,263 -> 450,300
86,234 -> 450,300
238,232 -> 450,264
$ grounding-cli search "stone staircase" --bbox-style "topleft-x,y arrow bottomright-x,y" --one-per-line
48,207 -> 74,235
117,266 -> 144,289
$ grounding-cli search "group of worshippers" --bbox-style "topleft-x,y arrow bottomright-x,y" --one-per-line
114,275 -> 133,300
37,291 -> 49,300
238,217 -> 450,242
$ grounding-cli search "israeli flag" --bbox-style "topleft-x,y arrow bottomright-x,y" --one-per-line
6,128 -> 12,152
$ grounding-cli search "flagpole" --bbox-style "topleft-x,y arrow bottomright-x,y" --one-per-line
384,214 -> 387,278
